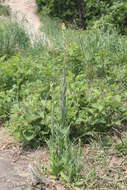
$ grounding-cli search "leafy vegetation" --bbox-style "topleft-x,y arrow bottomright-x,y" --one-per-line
36,0 -> 85,28
48,65 -> 82,183
36,0 -> 127,33
1,0 -> 127,186
48,125 -> 82,183
115,141 -> 127,156
0,19 -> 127,144
0,19 -> 30,58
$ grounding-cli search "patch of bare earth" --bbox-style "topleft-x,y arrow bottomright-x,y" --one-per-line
0,127 -> 49,190
0,127 -> 67,190
3,0 -> 45,41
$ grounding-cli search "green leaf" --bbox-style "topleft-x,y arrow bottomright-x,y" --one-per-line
23,130 -> 35,141
112,95 -> 121,108
60,171 -> 69,182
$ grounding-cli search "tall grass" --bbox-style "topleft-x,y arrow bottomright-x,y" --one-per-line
48,66 -> 82,183
0,18 -> 30,57
0,2 -> 10,16
40,16 -> 85,49
40,16 -> 127,57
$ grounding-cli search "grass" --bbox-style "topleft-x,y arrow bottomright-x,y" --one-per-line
0,18 -> 30,58
82,140 -> 127,189
29,18 -> 127,188
0,3 -> 10,16
1,8 -> 127,189
31,132 -> 127,189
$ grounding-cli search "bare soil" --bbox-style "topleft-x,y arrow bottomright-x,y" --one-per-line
0,127 -> 67,190
0,127 -> 48,190
4,0 -> 42,40
0,128 -> 27,190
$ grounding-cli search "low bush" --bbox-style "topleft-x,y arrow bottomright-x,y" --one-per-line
115,141 -> 127,156
67,79 -> 127,137
0,53 -> 62,145
92,2 -> 127,34
109,2 -> 127,34
8,97 -> 50,146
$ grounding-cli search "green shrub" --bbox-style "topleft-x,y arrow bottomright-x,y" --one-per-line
109,2 -> 127,33
85,0 -> 127,33
0,53 -> 61,145
67,78 -> 127,136
85,0 -> 112,24
115,141 -> 127,156
91,1 -> 127,33
37,0 -> 127,33
36,0 -> 76,21
0,90 -> 16,120
36,0 -> 86,27
8,96 -> 50,146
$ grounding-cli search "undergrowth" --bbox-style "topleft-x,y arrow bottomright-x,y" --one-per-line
0,19 -> 30,58
0,7 -> 127,186
0,17 -> 127,145
47,49 -> 82,183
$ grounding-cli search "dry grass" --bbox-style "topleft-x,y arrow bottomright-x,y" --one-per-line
27,133 -> 127,190
0,126 -> 18,149
81,134 -> 127,190
0,126 -> 127,190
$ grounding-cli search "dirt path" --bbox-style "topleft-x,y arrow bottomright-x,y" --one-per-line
4,0 -> 43,41
0,158 -> 26,190
0,127 -> 48,190
0,128 -> 66,190
0,128 -> 27,189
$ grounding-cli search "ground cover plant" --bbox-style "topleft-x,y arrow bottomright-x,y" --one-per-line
0,17 -> 127,141
1,26 -> 127,145
1,0 -> 127,188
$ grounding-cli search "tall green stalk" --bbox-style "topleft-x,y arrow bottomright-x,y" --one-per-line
48,23 -> 82,183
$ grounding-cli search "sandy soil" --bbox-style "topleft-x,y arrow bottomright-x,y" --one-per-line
4,0 -> 42,40
0,128 -> 28,189
0,127 -> 49,190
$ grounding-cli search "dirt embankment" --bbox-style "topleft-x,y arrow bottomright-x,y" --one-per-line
4,0 -> 42,40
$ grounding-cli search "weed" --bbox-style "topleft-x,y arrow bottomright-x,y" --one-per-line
115,141 -> 127,156
0,2 -> 10,16
48,56 -> 82,183
0,18 -> 30,57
